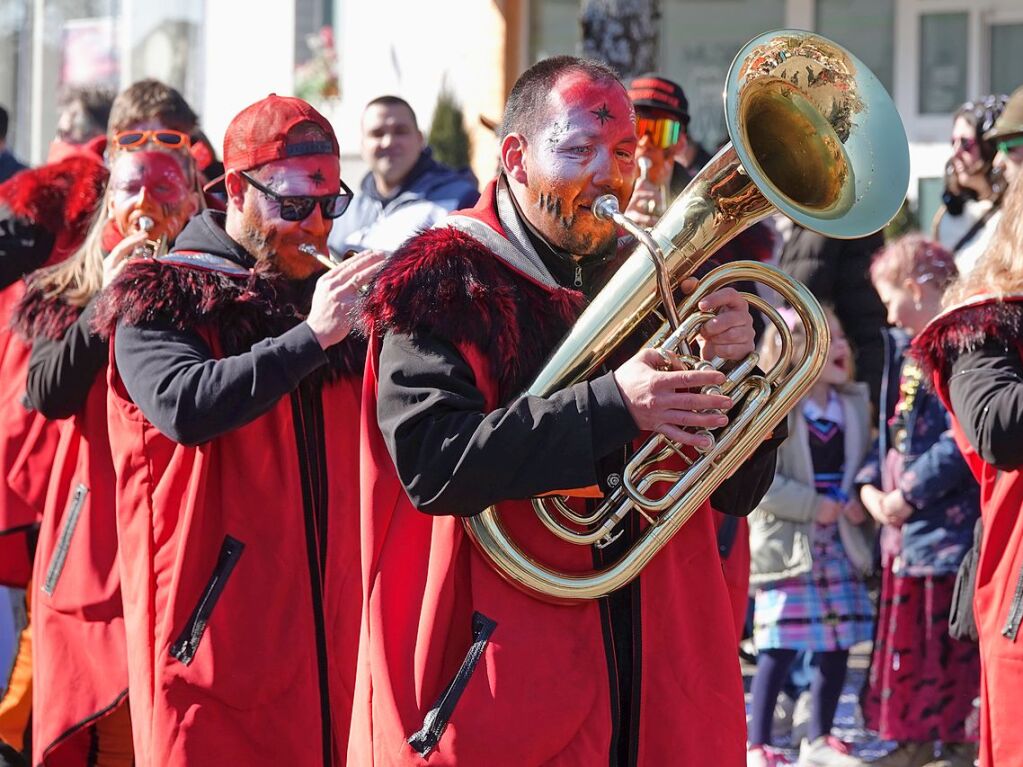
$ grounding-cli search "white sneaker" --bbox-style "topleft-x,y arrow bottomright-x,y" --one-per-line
791,691 -> 812,748
772,694 -> 795,743
797,735 -> 863,766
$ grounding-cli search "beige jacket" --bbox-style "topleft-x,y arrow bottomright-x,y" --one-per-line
749,381 -> 876,586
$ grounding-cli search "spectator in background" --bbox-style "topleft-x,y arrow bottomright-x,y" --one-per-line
779,225 -> 888,417
988,85 -> 1023,192
47,86 -> 114,164
931,95 -> 1008,275
327,95 -> 479,258
858,236 -> 980,767
748,308 -> 875,767
0,107 -> 26,183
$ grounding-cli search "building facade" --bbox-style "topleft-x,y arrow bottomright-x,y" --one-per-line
1,0 -> 1020,229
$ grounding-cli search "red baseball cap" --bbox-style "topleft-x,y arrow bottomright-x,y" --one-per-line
627,74 -> 690,125
222,93 -> 340,173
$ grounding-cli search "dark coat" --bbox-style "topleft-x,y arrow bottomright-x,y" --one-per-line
856,333 -> 981,576
779,224 -> 887,412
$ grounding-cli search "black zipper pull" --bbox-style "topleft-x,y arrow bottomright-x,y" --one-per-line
573,264 -> 583,288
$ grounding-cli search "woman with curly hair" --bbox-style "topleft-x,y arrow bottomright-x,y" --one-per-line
931,95 -> 1008,275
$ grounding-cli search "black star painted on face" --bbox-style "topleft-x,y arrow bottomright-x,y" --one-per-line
590,103 -> 614,125
308,169 -> 326,186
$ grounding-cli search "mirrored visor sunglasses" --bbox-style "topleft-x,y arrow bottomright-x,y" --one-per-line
636,116 -> 682,149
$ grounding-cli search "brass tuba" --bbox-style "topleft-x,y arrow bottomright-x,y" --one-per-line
463,30 -> 909,602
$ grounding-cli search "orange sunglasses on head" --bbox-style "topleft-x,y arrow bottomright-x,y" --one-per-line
113,129 -> 192,151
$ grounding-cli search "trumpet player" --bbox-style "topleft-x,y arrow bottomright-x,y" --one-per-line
623,73 -> 705,228
93,95 -> 382,766
353,57 -> 785,766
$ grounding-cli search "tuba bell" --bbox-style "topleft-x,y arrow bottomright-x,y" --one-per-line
463,30 -> 910,602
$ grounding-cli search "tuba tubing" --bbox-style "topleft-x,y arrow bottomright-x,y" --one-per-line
464,263 -> 829,602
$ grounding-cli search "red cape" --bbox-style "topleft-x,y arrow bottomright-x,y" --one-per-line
0,156 -> 108,586
350,181 -> 747,765
913,295 -> 1023,767
99,256 -> 365,766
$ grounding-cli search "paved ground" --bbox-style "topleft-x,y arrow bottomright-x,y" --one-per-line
742,641 -> 895,763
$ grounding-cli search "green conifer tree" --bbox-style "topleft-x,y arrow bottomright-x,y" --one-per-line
428,87 -> 471,169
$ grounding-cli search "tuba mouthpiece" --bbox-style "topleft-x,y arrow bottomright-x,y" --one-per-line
591,194 -> 621,221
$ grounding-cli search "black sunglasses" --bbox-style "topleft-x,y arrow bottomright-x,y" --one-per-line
240,171 -> 353,221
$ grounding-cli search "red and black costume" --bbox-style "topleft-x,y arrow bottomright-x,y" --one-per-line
0,156 -> 107,587
12,244 -> 129,763
93,209 -> 365,767
914,295 -> 1023,767
352,178 -> 782,766
0,155 -> 106,757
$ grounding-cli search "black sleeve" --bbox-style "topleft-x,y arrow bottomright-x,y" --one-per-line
948,340 -> 1023,470
26,299 -> 107,419
0,214 -> 56,289
709,414 -> 788,517
113,319 -> 329,446
377,331 -> 639,517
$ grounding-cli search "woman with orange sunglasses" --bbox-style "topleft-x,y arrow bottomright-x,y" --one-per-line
11,127 -> 202,767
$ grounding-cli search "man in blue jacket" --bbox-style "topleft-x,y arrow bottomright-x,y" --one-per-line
327,95 -> 479,258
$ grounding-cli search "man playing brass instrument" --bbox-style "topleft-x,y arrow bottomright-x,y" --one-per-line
354,57 -> 785,765
95,95 -> 382,765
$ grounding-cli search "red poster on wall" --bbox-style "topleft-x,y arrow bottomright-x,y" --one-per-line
60,17 -> 120,88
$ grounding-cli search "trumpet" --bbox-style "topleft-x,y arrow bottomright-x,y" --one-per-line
298,243 -> 340,270
132,216 -> 168,259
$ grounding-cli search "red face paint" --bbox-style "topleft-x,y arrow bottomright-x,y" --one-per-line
521,72 -> 637,256
107,150 -> 197,244
239,154 -> 342,279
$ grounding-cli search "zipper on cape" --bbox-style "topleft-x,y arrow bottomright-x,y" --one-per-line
169,536 -> 245,665
42,483 -> 89,596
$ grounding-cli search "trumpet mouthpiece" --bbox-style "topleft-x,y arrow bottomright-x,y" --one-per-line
298,243 -> 338,269
137,216 -> 155,233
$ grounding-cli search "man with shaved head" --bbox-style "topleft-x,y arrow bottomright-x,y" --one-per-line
352,56 -> 783,765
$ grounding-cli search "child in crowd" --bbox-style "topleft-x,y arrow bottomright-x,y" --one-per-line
858,236 -> 981,767
747,308 -> 876,767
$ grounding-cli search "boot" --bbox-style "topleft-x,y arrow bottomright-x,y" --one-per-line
868,742 -> 936,767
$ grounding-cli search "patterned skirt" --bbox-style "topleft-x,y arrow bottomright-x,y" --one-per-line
862,564 -> 980,742
754,523 -> 874,651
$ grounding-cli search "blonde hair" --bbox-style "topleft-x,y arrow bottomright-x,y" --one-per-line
26,192 -> 109,308
945,173 -> 1023,306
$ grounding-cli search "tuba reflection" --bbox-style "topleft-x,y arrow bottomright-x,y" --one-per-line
463,30 -> 910,602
